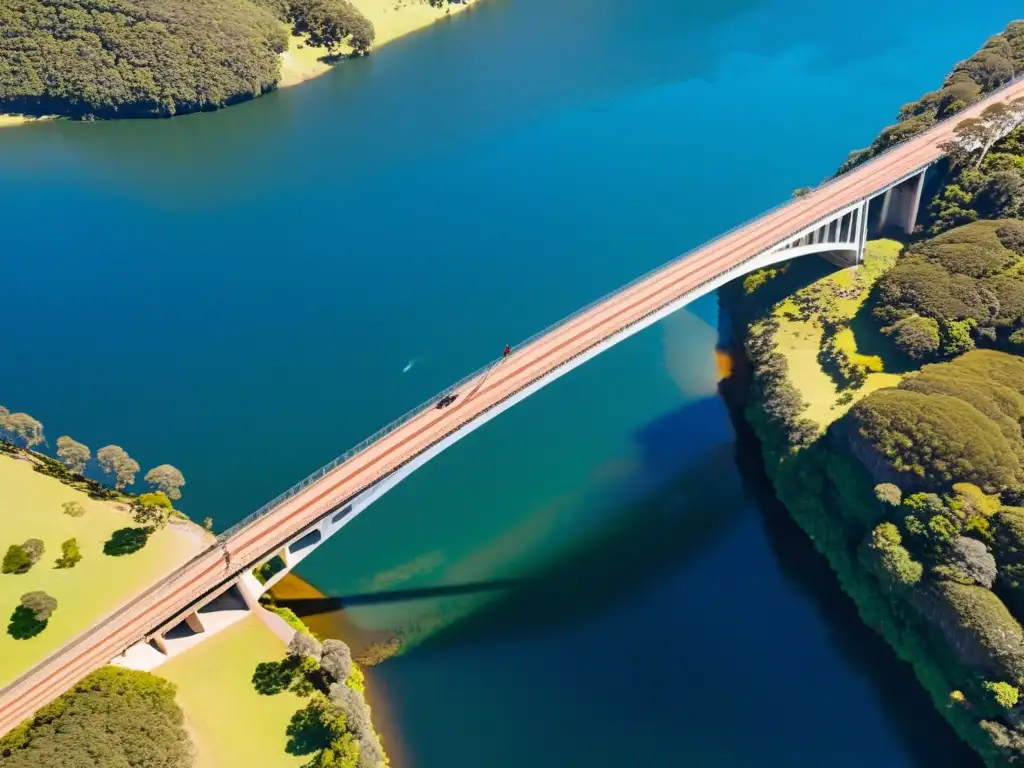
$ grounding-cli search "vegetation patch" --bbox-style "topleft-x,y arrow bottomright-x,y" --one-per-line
0,667 -> 192,766
727,25 -> 1024,763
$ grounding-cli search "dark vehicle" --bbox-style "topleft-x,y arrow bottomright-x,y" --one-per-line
435,393 -> 459,409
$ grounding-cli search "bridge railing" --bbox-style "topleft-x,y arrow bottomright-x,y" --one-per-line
216,71 -> 1024,542
4,71 -> 1024,704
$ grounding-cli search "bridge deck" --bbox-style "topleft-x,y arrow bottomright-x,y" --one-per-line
4,77 -> 1024,734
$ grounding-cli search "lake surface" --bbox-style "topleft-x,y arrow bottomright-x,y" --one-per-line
0,0 -> 1018,764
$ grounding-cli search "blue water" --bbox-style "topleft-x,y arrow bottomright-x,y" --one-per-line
0,0 -> 1018,764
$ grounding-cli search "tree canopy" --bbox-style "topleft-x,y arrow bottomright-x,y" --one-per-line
872,221 -> 1024,357
0,667 -> 192,767
0,0 -> 378,119
0,0 -> 288,118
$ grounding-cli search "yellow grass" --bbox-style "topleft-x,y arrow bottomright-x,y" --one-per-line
772,240 -> 906,428
158,615 -> 307,768
0,454 -> 207,686
280,0 -> 479,87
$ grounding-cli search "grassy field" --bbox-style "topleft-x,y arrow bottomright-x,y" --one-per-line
158,615 -> 307,768
0,454 -> 207,686
280,0 -> 479,86
772,240 -> 904,427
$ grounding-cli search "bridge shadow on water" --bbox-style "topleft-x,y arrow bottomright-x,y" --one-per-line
389,395 -> 751,649
281,362 -> 978,767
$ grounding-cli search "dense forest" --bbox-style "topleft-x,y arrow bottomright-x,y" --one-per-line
730,20 -> 1024,767
0,667 -> 192,767
0,0 -> 375,119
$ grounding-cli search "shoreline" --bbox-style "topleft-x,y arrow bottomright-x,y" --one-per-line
0,0 -> 481,129
269,572 -> 410,767
279,0 -> 480,89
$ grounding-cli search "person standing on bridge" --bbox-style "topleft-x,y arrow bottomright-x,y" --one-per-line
503,344 -> 511,359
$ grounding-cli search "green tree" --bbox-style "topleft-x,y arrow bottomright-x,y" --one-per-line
55,538 -> 82,569
874,483 -> 903,506
97,445 -> 140,490
984,680 -> 1020,709
1,545 -> 30,575
132,491 -> 173,529
862,522 -> 924,588
144,464 -> 186,500
293,0 -> 375,53
55,435 -> 90,475
20,539 -> 44,566
4,413 -> 43,452
20,591 -> 57,622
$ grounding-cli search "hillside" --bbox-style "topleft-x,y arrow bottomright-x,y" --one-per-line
728,22 -> 1024,766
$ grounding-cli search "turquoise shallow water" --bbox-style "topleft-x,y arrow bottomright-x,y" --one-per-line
0,0 -> 1019,764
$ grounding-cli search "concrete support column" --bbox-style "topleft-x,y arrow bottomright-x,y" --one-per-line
878,187 -> 893,232
878,171 -> 926,235
902,171 -> 925,234
184,612 -> 205,634
856,200 -> 869,264
280,545 -> 294,569
151,634 -> 169,655
236,572 -> 265,608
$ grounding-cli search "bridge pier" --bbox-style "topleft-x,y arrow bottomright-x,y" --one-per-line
877,170 -> 925,236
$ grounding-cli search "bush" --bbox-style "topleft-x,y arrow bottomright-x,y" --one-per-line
61,501 -> 85,518
861,522 -> 923,588
0,667 -> 191,766
2,545 -> 31,575
55,538 -> 82,569
883,314 -> 941,360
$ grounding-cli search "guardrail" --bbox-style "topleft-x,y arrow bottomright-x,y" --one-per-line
4,69 -> 1024,704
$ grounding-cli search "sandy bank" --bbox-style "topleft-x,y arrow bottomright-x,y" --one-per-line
280,0 -> 480,88
0,114 -> 55,130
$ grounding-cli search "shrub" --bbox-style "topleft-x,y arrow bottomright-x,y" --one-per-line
882,315 -> 941,360
861,522 -> 923,589
2,545 -> 31,575
61,501 -> 85,518
55,538 -> 82,569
